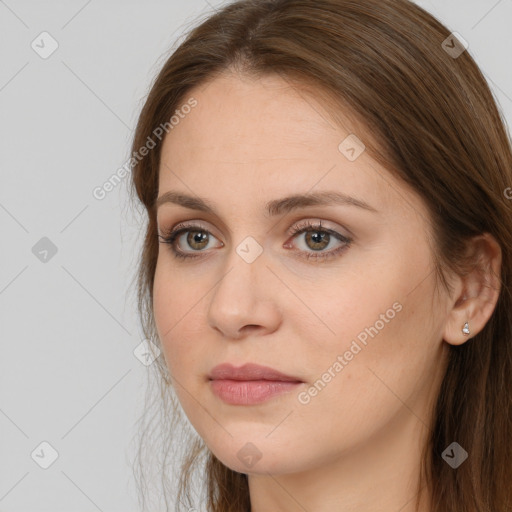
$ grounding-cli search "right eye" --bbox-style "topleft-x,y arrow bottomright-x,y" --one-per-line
158,223 -> 224,260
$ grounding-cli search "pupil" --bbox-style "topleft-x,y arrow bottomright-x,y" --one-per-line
307,231 -> 329,251
187,231 -> 208,249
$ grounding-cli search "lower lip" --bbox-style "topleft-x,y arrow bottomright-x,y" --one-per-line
209,379 -> 302,405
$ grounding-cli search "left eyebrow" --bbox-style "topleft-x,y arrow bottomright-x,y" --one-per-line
155,190 -> 378,215
265,191 -> 378,216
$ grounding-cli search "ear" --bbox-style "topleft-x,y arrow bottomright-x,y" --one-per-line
442,233 -> 502,346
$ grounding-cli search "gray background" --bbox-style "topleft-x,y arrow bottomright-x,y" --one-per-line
1,0 -> 511,511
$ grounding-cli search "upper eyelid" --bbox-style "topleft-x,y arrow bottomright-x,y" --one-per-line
160,218 -> 349,237
162,216 -> 353,237
162,220 -> 351,245
159,220 -> 212,237
159,221 -> 352,262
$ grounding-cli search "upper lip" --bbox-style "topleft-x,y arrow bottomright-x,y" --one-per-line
208,363 -> 303,382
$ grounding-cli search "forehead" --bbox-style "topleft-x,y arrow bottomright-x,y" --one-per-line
167,72 -> 341,158
156,71 -> 425,222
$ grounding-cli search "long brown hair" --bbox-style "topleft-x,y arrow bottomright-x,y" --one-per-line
129,1 -> 512,510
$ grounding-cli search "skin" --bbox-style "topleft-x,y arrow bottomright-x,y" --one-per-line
152,70 -> 501,512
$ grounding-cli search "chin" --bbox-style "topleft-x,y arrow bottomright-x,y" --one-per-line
205,436 -> 309,476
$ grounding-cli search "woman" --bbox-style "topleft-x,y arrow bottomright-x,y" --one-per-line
129,0 -> 512,510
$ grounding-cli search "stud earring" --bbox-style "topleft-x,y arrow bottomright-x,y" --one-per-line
462,321 -> 470,336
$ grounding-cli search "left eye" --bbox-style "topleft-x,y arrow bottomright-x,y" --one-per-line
289,228 -> 343,252
284,222 -> 352,261
158,221 -> 352,262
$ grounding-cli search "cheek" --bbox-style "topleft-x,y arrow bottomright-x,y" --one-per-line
149,238 -> 445,473
152,261 -> 203,375
298,280 -> 441,433
291,242 -> 440,407
153,270 -> 215,443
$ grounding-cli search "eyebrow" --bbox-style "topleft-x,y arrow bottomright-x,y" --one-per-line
155,190 -> 378,216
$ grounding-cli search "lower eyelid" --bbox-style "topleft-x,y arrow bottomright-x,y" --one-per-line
163,222 -> 347,240
161,224 -> 352,259
290,237 -> 351,260
175,230 -> 223,251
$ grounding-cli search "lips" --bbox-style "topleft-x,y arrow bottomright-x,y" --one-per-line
208,363 -> 303,405
208,363 -> 303,382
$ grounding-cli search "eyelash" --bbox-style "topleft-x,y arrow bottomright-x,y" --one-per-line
157,220 -> 352,262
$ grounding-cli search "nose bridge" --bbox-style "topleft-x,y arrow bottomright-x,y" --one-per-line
216,229 -> 267,294
206,237 -> 279,338
210,239 -> 264,313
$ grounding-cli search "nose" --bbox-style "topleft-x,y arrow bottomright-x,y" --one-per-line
206,247 -> 282,340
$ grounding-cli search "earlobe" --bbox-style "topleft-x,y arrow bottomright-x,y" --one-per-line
442,233 -> 502,346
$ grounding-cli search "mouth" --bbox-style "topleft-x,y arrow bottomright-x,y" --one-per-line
208,362 -> 303,382
208,363 -> 304,405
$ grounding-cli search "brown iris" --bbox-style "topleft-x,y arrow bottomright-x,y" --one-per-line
305,231 -> 330,251
186,230 -> 209,250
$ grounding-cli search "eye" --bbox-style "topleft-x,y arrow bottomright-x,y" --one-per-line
158,219 -> 352,262
158,222 -> 223,260
284,220 -> 352,261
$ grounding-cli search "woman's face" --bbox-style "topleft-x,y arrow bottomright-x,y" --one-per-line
153,71 -> 450,476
